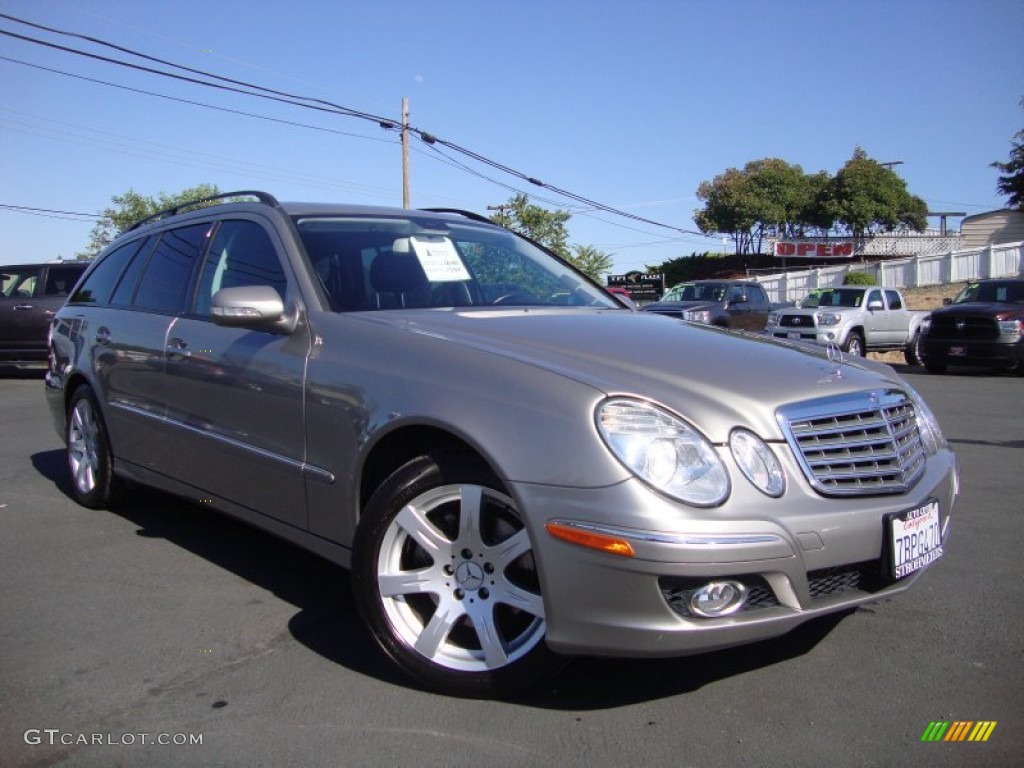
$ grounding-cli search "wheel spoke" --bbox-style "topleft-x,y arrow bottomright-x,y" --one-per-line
467,606 -> 509,668
414,598 -> 464,660
490,528 -> 531,570
457,485 -> 483,546
394,504 -> 451,559
495,582 -> 545,619
378,568 -> 438,598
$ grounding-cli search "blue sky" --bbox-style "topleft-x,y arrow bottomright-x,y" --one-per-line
2,0 -> 1022,272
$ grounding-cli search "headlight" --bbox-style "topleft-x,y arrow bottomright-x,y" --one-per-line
816,312 -> 841,326
998,319 -> 1022,336
902,383 -> 947,455
597,398 -> 729,506
729,429 -> 785,497
684,310 -> 712,324
766,312 -> 779,327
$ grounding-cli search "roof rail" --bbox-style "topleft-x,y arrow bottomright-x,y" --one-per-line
126,190 -> 282,233
418,207 -> 495,226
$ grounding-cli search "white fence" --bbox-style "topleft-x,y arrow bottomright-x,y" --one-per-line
754,241 -> 1024,304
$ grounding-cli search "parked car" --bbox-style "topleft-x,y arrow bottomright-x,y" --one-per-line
766,286 -> 931,364
47,191 -> 958,698
1,261 -> 87,363
921,278 -> 1024,374
642,280 -> 774,331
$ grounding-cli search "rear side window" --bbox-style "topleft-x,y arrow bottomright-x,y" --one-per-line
69,240 -> 146,305
1,266 -> 41,298
885,290 -> 902,310
194,220 -> 287,316
43,265 -> 86,297
132,224 -> 211,314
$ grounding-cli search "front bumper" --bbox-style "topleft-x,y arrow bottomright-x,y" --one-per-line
923,337 -> 1024,368
516,447 -> 958,658
768,328 -> 836,346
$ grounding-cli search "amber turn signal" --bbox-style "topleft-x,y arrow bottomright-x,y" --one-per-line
545,522 -> 635,557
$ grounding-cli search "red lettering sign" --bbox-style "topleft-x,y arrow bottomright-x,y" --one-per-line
774,241 -> 855,259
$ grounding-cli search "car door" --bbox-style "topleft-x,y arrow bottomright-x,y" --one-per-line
0,265 -> 43,354
883,290 -> 908,343
96,226 -> 209,472
863,288 -> 889,344
724,285 -> 755,330
159,217 -> 311,529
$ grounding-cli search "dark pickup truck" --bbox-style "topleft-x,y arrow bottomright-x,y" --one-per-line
641,280 -> 773,331
922,278 -> 1024,374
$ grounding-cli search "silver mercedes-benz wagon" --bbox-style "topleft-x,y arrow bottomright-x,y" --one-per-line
46,191 -> 958,697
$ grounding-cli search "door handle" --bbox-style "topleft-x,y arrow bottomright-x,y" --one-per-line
165,337 -> 191,360
13,304 -> 34,311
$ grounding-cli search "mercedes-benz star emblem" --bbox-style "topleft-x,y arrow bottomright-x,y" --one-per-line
826,342 -> 844,377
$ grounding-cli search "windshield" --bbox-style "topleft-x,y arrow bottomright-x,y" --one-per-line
660,283 -> 725,302
815,288 -> 866,308
294,215 -> 617,312
952,281 -> 1024,304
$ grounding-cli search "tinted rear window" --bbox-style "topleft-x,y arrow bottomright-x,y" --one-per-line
69,240 -> 146,305
132,224 -> 211,313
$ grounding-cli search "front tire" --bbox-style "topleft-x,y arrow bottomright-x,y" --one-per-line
843,332 -> 865,357
352,453 -> 565,698
903,331 -> 923,366
66,384 -> 122,509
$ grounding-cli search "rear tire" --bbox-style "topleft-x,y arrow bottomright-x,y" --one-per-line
66,384 -> 123,509
352,452 -> 566,698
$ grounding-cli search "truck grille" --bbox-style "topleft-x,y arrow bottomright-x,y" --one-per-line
779,314 -> 815,328
778,390 -> 926,496
928,314 -> 998,340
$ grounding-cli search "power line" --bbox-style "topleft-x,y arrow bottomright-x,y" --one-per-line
0,204 -> 101,221
0,55 -> 396,145
0,12 -> 706,238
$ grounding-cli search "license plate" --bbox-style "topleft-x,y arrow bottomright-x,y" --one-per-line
889,500 -> 943,579
787,332 -> 803,339
949,346 -> 966,357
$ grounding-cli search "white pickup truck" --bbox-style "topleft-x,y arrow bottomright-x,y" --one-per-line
765,286 -> 930,364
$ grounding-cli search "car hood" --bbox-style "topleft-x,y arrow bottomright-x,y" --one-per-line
349,308 -> 904,442
934,302 -> 1024,318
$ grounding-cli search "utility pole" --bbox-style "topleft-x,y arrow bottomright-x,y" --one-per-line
401,97 -> 410,208
487,204 -> 513,228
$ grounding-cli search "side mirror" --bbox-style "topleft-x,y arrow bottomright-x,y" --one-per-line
211,286 -> 297,334
727,294 -> 748,306
942,297 -> 953,306
867,299 -> 884,311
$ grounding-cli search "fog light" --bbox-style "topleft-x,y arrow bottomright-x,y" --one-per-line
689,581 -> 748,617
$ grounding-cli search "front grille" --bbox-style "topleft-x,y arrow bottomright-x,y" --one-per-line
808,561 -> 886,599
779,314 -> 815,328
928,315 -> 998,340
779,390 -> 926,496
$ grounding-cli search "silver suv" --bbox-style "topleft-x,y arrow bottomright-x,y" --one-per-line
46,191 -> 959,697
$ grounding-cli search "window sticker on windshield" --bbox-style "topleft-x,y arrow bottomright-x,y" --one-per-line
410,235 -> 471,282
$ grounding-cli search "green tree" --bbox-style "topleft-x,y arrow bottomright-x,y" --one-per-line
566,244 -> 613,282
829,148 -> 927,244
694,159 -> 827,254
491,193 -> 572,259
78,184 -> 222,258
992,100 -> 1024,210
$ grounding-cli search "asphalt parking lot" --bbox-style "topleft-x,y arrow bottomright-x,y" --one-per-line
1,364 -> 1021,767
